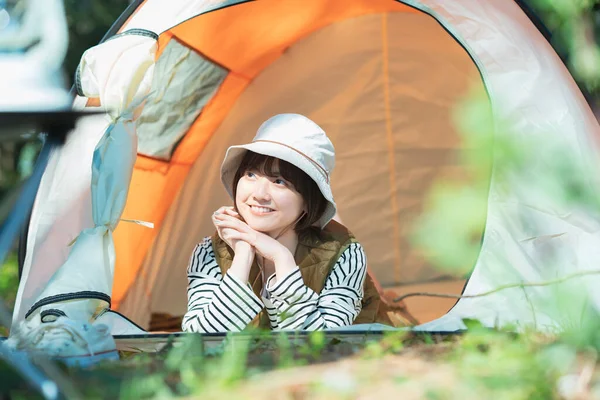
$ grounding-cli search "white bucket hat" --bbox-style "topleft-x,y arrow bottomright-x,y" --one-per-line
220,113 -> 336,228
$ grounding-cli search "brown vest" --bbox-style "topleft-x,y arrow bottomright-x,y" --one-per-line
211,220 -> 396,329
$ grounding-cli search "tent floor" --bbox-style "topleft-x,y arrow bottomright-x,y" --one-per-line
385,279 -> 466,324
113,326 -> 464,353
1,326 -> 462,356
115,324 -> 399,352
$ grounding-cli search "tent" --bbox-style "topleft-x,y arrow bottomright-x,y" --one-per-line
12,0 -> 600,334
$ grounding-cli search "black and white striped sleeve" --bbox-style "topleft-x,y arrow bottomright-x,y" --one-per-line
265,243 -> 366,331
182,237 -> 264,333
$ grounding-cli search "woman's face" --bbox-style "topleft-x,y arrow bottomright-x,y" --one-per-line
235,161 -> 305,237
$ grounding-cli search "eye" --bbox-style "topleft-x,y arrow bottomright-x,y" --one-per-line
245,171 -> 256,178
274,178 -> 287,186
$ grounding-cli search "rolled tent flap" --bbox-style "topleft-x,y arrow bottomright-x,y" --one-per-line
21,32 -> 157,326
75,29 -> 157,113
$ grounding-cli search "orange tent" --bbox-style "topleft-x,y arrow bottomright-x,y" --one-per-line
115,0 -> 484,328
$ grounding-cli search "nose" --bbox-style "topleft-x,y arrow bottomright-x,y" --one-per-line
253,177 -> 272,201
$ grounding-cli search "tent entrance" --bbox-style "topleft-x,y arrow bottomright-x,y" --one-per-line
118,10 -> 492,327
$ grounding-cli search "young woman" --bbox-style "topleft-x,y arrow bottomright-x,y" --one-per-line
182,114 -> 368,332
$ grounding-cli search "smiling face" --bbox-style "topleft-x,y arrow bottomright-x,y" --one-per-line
234,160 -> 305,237
235,166 -> 305,237
231,152 -> 329,237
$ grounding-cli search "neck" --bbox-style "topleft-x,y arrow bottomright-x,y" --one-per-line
269,228 -> 298,256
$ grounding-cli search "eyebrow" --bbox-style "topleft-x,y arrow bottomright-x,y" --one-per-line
245,166 -> 281,178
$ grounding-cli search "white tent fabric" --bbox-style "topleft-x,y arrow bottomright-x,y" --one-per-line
75,33 -> 156,114
12,34 -> 156,326
24,114 -> 140,322
12,0 -> 600,334
410,0 -> 600,332
13,101 -> 104,325
121,0 -> 243,36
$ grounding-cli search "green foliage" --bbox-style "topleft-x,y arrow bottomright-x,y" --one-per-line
0,140 -> 43,223
362,331 -> 406,358
76,333 -> 366,399
449,329 -> 559,399
557,303 -> 600,351
529,0 -> 600,91
79,330 -> 573,399
275,332 -> 296,368
297,330 -> 326,360
0,252 -> 18,309
63,0 -> 130,85
411,86 -> 493,275
0,252 -> 18,335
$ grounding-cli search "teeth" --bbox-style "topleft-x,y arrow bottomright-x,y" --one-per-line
251,206 -> 273,213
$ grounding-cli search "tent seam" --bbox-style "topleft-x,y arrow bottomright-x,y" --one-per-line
381,13 -> 402,283
395,0 -> 497,311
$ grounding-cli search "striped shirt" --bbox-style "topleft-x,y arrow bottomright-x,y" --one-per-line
182,237 -> 367,332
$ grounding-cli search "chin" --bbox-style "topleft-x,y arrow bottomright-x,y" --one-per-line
246,220 -> 278,234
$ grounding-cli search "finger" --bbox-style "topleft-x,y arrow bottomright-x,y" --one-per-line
221,228 -> 239,240
224,230 -> 251,243
222,208 -> 241,219
219,222 -> 252,243
214,213 -> 246,226
214,219 -> 244,231
213,206 -> 231,216
214,211 -> 237,218
215,227 -> 224,238
227,227 -> 256,243
212,215 -> 224,229
213,208 -> 234,222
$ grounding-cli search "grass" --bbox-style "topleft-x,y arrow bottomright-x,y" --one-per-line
1,329 -> 597,399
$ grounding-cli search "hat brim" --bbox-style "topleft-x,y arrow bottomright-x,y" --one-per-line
220,142 -> 336,229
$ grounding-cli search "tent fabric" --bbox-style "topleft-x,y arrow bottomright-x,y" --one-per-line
14,104 -> 105,324
117,11 -> 488,326
13,0 -> 600,333
411,0 -> 600,332
111,0 -> 420,311
21,32 -> 153,324
95,310 -> 147,336
118,0 -> 245,37
12,33 -> 156,325
136,38 -> 228,160
75,32 -> 157,112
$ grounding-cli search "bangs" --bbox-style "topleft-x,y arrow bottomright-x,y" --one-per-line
238,152 -> 305,188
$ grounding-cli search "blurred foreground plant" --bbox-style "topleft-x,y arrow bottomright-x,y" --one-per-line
113,329 -> 360,399
451,326 -> 559,399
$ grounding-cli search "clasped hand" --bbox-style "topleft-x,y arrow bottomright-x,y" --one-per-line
212,206 -> 291,264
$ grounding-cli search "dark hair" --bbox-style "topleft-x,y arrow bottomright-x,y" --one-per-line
231,151 -> 328,232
